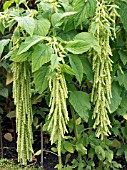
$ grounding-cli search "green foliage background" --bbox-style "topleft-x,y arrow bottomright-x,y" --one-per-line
0,0 -> 127,169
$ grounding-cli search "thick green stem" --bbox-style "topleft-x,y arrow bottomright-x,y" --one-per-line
70,106 -> 79,140
58,155 -> 62,170
58,129 -> 62,170
70,106 -> 82,169
98,160 -> 103,170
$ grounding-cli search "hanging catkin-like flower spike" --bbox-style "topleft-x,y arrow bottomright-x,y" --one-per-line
12,62 -> 33,165
89,0 -> 119,139
47,37 -> 69,167
48,67 -> 69,157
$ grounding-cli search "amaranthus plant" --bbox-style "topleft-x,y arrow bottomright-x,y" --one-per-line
1,0 -> 127,170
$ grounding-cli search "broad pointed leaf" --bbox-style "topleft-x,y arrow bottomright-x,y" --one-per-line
117,70 -> 127,90
69,54 -> 83,84
10,49 -> 32,62
17,36 -> 44,55
51,12 -> 76,27
3,0 -> 14,10
110,82 -> 122,113
66,40 -> 91,54
69,91 -> 91,122
32,43 -> 53,72
51,54 -> 61,71
119,2 -> 127,31
76,143 -> 87,155
34,66 -> 49,94
74,0 -> 96,27
95,146 -> 105,160
61,64 -> 75,75
80,56 -> 93,81
74,32 -> 101,54
0,39 -> 10,57
15,16 -> 35,36
34,18 -> 50,36
118,50 -> 127,65
64,141 -> 74,153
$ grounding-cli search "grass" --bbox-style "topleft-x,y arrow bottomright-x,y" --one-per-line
0,159 -> 42,170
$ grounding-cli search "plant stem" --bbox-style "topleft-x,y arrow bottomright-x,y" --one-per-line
98,160 -> 103,170
58,155 -> 62,170
11,118 -> 16,143
58,129 -> 62,170
41,125 -> 43,170
70,106 -> 82,169
70,106 -> 79,140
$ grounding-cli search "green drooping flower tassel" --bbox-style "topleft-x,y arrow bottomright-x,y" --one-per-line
90,0 -> 119,139
48,67 -> 69,167
12,62 -> 33,165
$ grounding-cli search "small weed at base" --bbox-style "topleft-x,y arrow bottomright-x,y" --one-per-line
0,159 -> 42,170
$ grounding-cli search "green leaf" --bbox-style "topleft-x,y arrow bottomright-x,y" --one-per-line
0,21 -> 5,34
121,127 -> 127,138
3,0 -> 14,10
33,117 -> 39,127
66,40 -> 91,54
69,91 -> 91,122
119,2 -> 127,31
32,43 -> 53,72
76,143 -> 87,155
50,54 -> 61,71
15,0 -> 25,4
110,82 -> 122,113
124,150 -> 127,162
80,56 -> 93,81
95,146 -> 105,160
117,144 -> 126,156
0,108 -> 3,115
34,66 -> 49,94
105,150 -> 113,163
34,18 -> 50,36
69,54 -> 83,84
118,50 -> 127,65
7,111 -> 16,119
34,150 -> 41,156
15,16 -> 35,36
74,32 -> 101,54
74,0 -> 96,27
111,139 -> 121,149
112,120 -> 121,136
61,64 -> 75,75
39,2 -> 52,12
17,35 -> 44,55
10,49 -> 32,62
117,70 -> 127,90
0,39 -> 10,57
51,12 -> 76,27
64,141 -> 74,153
117,91 -> 127,118
0,88 -> 8,98
60,0 -> 73,12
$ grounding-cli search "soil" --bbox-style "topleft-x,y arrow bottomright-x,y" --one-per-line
1,117 -> 58,170
2,139 -> 58,170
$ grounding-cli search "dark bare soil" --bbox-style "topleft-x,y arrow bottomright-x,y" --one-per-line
1,116 -> 58,170
2,139 -> 58,170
